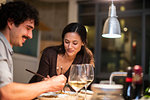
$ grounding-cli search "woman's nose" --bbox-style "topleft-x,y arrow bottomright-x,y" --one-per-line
68,43 -> 72,48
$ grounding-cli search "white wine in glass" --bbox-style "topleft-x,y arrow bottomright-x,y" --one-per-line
68,64 -> 87,100
69,81 -> 87,92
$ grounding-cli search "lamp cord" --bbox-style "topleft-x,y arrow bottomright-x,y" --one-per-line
112,0 -> 113,4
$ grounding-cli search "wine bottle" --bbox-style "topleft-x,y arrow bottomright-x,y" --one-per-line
133,65 -> 143,100
123,66 -> 134,100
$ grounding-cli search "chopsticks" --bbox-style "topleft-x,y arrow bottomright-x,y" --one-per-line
26,68 -> 66,92
60,66 -> 63,74
57,66 -> 66,92
25,69 -> 45,78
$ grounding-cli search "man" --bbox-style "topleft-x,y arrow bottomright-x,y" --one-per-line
0,1 -> 66,100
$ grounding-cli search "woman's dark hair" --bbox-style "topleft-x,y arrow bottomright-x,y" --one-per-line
0,1 -> 39,30
59,23 -> 87,54
62,23 -> 87,44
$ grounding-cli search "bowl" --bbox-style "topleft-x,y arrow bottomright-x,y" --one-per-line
91,84 -> 123,95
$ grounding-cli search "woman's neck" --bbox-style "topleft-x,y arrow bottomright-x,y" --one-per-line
63,53 -> 76,61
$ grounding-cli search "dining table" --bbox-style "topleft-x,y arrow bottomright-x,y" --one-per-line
35,90 -> 93,100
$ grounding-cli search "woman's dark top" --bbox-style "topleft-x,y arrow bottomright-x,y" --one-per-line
29,45 -> 93,83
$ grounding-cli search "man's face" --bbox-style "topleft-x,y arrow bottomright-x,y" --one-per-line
9,19 -> 34,47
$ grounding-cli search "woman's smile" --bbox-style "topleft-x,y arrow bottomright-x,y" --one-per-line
66,49 -> 74,53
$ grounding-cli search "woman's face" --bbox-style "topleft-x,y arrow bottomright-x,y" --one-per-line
64,32 -> 84,57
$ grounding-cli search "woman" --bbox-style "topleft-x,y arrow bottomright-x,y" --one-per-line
29,23 -> 94,83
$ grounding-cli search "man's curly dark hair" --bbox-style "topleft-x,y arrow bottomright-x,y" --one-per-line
0,1 -> 39,30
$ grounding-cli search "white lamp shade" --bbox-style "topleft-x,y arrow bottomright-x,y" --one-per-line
102,17 -> 121,38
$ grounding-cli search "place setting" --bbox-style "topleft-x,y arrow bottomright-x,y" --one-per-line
35,64 -> 94,100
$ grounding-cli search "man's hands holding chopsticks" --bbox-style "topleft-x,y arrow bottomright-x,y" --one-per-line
43,74 -> 67,92
25,69 -> 66,92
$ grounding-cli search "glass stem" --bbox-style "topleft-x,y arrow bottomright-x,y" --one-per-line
85,85 -> 87,100
76,91 -> 78,100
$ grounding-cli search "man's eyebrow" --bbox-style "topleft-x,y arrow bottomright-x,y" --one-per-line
26,25 -> 34,29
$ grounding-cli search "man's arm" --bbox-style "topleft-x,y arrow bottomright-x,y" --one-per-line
0,75 -> 66,100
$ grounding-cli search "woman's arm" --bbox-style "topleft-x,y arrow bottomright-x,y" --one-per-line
29,49 -> 51,83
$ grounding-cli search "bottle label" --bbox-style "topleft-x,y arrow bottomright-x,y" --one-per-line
133,74 -> 142,84
126,77 -> 132,82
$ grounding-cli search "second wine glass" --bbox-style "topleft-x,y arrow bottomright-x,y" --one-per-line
84,64 -> 94,100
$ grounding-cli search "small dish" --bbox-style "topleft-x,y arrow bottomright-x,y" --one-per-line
80,90 -> 94,95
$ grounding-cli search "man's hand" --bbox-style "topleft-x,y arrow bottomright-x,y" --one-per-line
45,75 -> 67,92
43,75 -> 51,81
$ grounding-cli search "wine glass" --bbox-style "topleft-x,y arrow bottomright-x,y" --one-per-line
68,64 -> 87,100
84,64 -> 94,100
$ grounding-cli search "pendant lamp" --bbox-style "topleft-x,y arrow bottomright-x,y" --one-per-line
102,1 -> 121,38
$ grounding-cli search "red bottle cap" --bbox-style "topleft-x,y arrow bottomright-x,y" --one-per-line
133,65 -> 142,74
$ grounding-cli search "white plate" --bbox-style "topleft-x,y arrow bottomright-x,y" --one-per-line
38,91 -> 75,100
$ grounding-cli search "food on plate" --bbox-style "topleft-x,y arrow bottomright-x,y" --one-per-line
41,95 -> 58,98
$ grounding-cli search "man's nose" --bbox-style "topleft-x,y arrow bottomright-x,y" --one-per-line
27,31 -> 33,39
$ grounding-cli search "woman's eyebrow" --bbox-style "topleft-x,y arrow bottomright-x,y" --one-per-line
73,40 -> 78,42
